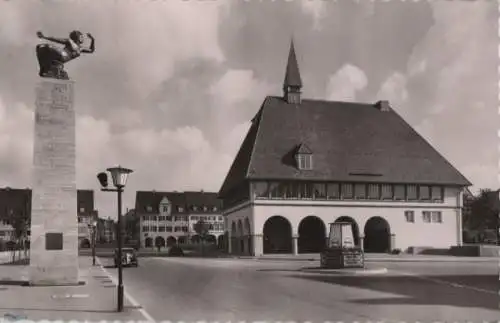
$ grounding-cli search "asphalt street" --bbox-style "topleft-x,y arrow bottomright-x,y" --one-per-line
100,256 -> 499,322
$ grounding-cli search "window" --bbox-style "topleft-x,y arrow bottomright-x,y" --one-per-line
313,183 -> 326,199
162,206 -> 169,213
419,185 -> 431,200
203,206 -> 208,212
431,211 -> 442,223
159,216 -> 165,221
394,185 -> 405,200
368,184 -> 380,199
422,211 -> 431,223
174,216 -> 181,221
174,226 -> 181,232
159,226 -> 166,232
151,226 -> 157,232
381,184 -> 393,199
354,184 -> 366,199
142,216 -> 147,221
166,226 -> 172,232
218,216 -> 223,221
253,182 -> 269,198
152,216 -> 157,221
326,183 -> 340,199
79,207 -> 85,213
299,183 -> 313,199
209,224 -> 214,230
407,185 -> 417,200
178,206 -> 184,212
297,154 -> 313,170
191,216 -> 198,221
192,206 -> 198,211
78,217 -> 82,223
404,211 -> 415,223
286,182 -> 300,199
431,186 -> 443,201
142,226 -> 148,232
341,183 -> 354,199
182,226 -> 188,232
146,206 -> 152,212
213,207 -> 218,212
269,182 -> 286,198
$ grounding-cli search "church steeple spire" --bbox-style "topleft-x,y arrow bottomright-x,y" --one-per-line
283,39 -> 302,104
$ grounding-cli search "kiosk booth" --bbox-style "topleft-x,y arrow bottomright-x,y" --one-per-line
320,222 -> 364,269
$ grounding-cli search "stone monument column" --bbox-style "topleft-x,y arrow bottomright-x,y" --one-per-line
29,79 -> 79,286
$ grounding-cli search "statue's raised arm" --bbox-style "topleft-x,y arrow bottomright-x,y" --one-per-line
35,30 -> 95,80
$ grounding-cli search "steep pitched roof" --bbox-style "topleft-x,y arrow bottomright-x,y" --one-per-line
135,191 -> 222,214
218,96 -> 471,196
283,40 -> 302,88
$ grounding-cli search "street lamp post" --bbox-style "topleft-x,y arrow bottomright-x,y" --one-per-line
91,217 -> 97,266
97,165 -> 133,313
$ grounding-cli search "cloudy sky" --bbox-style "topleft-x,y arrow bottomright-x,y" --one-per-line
0,0 -> 496,219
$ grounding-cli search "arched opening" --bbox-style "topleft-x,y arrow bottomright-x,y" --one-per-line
298,216 -> 326,253
205,234 -> 217,244
237,220 -> 244,253
166,236 -> 176,247
178,236 -> 186,244
364,216 -> 391,253
145,237 -> 153,248
335,216 -> 361,246
217,234 -> 226,249
191,235 -> 201,244
80,238 -> 90,249
155,236 -> 165,248
231,222 -> 237,254
263,216 -> 292,254
244,218 -> 252,255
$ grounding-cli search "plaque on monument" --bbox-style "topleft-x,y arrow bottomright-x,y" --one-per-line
45,232 -> 63,250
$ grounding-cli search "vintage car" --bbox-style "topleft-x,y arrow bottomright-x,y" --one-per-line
114,248 -> 139,267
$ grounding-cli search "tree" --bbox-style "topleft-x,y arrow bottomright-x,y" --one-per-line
194,219 -> 211,256
464,189 -> 499,244
9,211 -> 29,262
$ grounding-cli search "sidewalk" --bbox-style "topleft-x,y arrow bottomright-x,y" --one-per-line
236,253 -> 499,262
0,256 -> 147,321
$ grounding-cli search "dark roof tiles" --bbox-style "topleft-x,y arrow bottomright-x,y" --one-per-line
219,96 -> 471,196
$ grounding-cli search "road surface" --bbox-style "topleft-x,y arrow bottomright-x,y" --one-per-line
100,257 -> 499,322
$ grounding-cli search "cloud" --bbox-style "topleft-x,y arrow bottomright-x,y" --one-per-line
326,64 -> 368,101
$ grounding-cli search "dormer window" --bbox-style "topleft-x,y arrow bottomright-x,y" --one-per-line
295,143 -> 313,170
146,206 -> 152,212
192,206 -> 198,211
178,206 -> 184,212
203,206 -> 208,212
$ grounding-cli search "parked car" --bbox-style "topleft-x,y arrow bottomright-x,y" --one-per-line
168,246 -> 184,257
114,248 -> 139,267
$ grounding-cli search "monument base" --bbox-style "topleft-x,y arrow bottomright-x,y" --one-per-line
29,78 -> 79,286
320,247 -> 364,269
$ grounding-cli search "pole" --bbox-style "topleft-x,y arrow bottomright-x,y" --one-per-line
92,225 -> 96,266
117,187 -> 124,312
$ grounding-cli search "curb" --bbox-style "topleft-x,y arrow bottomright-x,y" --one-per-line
236,257 -> 498,263
300,267 -> 388,275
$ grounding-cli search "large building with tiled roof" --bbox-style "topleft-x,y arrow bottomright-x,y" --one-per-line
218,41 -> 471,256
0,187 -> 96,249
135,190 -> 224,248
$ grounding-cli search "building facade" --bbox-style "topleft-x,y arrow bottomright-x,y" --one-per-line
218,41 -> 471,256
96,217 -> 116,243
77,190 -> 97,248
0,187 -> 96,249
135,191 -> 224,248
